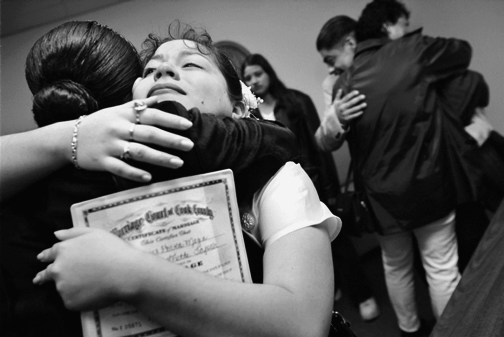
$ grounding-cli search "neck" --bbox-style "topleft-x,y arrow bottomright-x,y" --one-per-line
261,92 -> 276,105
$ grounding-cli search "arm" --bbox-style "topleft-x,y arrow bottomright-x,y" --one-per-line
0,97 -> 194,202
322,74 -> 338,115
437,70 -> 490,125
464,108 -> 494,146
34,165 -> 336,336
117,101 -> 300,203
0,121 -> 72,202
35,225 -> 333,337
421,35 -> 472,81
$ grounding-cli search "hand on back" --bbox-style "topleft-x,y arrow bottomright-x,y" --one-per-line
332,89 -> 367,128
75,96 -> 195,182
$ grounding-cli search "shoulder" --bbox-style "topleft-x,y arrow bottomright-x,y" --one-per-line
285,89 -> 310,101
280,89 -> 314,109
250,162 -> 341,246
261,162 -> 311,193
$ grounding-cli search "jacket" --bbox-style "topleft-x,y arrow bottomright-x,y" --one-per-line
335,29 -> 474,234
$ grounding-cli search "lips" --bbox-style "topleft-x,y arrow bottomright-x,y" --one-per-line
148,83 -> 186,97
251,85 -> 261,93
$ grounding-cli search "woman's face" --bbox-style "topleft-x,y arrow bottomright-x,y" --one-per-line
243,65 -> 270,96
133,39 -> 234,117
384,16 -> 409,40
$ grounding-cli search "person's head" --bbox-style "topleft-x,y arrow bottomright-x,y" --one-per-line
316,15 -> 357,76
133,22 -> 245,118
241,54 -> 287,99
356,0 -> 410,42
25,21 -> 142,127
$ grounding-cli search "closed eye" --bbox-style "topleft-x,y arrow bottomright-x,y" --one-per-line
142,68 -> 155,77
183,63 -> 202,69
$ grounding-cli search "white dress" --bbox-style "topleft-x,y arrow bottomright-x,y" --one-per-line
244,162 -> 341,248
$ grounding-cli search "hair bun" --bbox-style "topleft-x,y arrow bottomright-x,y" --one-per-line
32,80 -> 99,127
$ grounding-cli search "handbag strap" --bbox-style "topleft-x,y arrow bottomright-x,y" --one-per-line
342,159 -> 353,193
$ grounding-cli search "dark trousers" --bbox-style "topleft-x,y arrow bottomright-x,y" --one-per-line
455,202 -> 490,273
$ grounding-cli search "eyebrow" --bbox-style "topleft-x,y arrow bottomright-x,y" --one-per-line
149,49 -> 209,63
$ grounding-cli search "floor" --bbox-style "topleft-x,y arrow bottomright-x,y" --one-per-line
332,247 -> 436,337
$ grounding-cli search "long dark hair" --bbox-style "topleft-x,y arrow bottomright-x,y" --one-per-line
140,21 -> 243,105
25,21 -> 142,127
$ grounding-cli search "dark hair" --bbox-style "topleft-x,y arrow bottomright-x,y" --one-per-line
240,54 -> 287,99
140,21 -> 243,104
316,15 -> 357,51
25,21 -> 142,127
356,0 -> 410,42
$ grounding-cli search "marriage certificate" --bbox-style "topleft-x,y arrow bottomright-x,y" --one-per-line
71,170 -> 251,337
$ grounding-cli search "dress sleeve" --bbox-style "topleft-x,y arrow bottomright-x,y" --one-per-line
248,162 -> 341,248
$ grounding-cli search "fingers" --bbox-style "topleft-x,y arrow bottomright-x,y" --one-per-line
127,142 -> 186,167
343,111 -> 364,121
334,89 -> 343,101
124,97 -> 192,130
104,147 -> 185,183
37,245 -> 57,263
33,264 -> 53,285
54,227 -> 94,241
340,90 -> 362,103
340,91 -> 366,117
132,124 -> 194,152
140,108 -> 193,131
141,96 -> 159,107
345,102 -> 367,115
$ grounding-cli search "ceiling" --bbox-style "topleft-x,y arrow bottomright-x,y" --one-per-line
0,0 -> 128,37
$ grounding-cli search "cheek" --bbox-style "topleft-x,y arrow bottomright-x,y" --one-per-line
132,81 -> 149,99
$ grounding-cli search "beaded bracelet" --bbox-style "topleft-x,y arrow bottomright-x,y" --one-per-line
71,115 -> 88,169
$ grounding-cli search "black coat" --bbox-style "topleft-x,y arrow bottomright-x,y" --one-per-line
335,29 -> 476,234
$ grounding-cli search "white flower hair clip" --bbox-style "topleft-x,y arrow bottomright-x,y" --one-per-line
240,81 -> 263,118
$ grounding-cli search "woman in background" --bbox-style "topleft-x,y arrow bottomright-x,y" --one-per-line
241,53 -> 380,321
241,53 -> 338,204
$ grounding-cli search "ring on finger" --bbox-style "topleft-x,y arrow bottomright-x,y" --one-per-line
120,143 -> 132,161
133,100 -> 147,124
129,123 -> 136,141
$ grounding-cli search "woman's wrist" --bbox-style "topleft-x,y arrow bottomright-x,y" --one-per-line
117,248 -> 155,305
50,120 -> 76,167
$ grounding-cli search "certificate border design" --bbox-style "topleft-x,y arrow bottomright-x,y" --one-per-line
78,177 -> 246,337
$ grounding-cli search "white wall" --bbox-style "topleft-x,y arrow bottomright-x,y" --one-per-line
1,0 -> 503,180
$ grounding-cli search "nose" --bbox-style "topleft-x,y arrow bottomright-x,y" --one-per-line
249,76 -> 259,86
154,62 -> 179,81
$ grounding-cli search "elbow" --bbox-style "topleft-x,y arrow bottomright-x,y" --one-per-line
286,311 -> 332,337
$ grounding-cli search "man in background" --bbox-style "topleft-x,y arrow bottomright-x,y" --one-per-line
314,0 -> 486,335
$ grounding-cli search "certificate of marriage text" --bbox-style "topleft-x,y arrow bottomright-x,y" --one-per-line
70,170 -> 251,337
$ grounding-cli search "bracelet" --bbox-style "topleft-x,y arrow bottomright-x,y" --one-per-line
71,115 -> 88,169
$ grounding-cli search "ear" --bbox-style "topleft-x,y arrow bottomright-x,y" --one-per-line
231,101 -> 247,119
345,35 -> 357,51
382,22 -> 393,36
